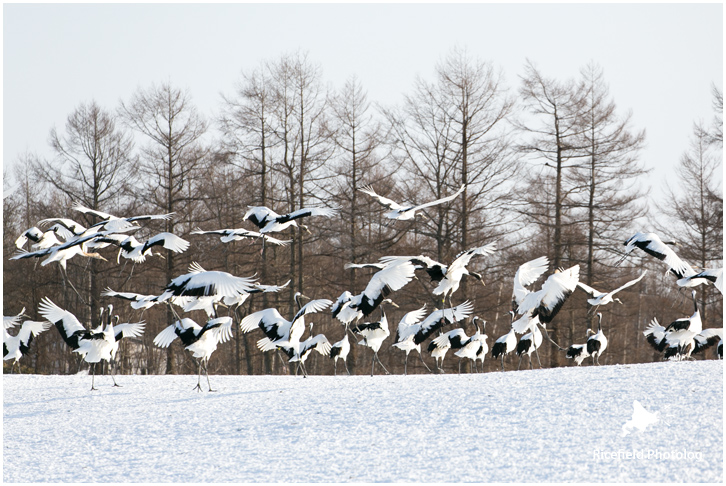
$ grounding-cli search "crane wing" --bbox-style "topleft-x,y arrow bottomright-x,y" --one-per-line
203,317 -> 234,344
16,320 -> 51,344
450,242 -> 497,269
239,308 -> 286,335
114,322 -> 146,341
140,232 -> 190,255
298,334 -> 332,358
243,206 -> 277,229
412,184 -> 466,211
153,325 -> 180,348
694,328 -> 723,354
576,281 -> 600,298
280,207 -> 339,223
72,203 -> 116,221
611,270 -> 647,296
358,185 -> 404,211
4,308 -> 25,330
38,218 -> 86,239
643,317 -> 667,351
293,299 -> 333,322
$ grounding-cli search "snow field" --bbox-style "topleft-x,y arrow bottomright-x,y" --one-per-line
3,360 -> 723,482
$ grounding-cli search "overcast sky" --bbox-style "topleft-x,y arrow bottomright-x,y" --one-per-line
3,3 -> 723,199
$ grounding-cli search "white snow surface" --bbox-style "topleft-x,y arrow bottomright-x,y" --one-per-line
3,360 -> 723,483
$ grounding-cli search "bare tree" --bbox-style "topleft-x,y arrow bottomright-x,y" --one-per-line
384,74 -> 460,264
571,62 -> 648,286
660,122 -> 723,327
516,60 -> 588,270
119,82 -> 209,373
32,100 -> 138,319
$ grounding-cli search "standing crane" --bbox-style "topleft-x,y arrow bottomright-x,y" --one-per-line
351,299 -> 398,376
154,317 -> 233,391
330,334 -> 351,375
586,313 -> 608,365
391,305 -> 432,375
491,312 -> 518,371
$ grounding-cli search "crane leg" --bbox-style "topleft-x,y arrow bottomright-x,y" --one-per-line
375,352 -> 390,375
334,360 -> 337,376
404,354 -> 408,375
111,360 -> 121,387
205,361 -> 216,392
371,353 -> 375,377
193,361 -> 203,392
529,354 -> 534,370
345,361 -> 350,375
61,267 -> 88,305
501,354 -> 505,371
535,347 -> 542,368
90,364 -> 98,391
458,359 -> 462,374
517,355 -> 522,371
301,361 -> 309,378
418,351 -> 432,372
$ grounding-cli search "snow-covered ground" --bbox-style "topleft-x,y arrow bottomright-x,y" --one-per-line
3,360 -> 723,483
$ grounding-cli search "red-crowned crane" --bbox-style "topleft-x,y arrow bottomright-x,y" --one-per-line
516,319 -> 543,370
405,301 -> 474,348
644,290 -> 702,360
330,334 -> 351,375
491,312 -> 518,371
334,259 -> 417,325
565,330 -> 593,366
516,265 -> 580,326
154,316 -> 233,391
454,317 -> 488,373
288,328 -> 332,377
586,313 -> 608,365
239,293 -> 332,373
72,203 -> 175,234
191,227 -> 291,246
358,183 -> 466,220
511,256 -> 550,314
620,232 -> 694,279
3,319 -> 51,373
39,299 -> 142,390
91,232 -> 190,263
102,287 -> 177,312
154,262 -> 259,320
243,205 -> 339,234
677,267 -> 723,295
351,299 -> 398,376
430,245 -> 496,306
428,328 -> 469,373
15,226 -> 62,250
391,305 -> 432,374
376,243 -> 496,308
576,271 -> 647,312
9,232 -> 108,271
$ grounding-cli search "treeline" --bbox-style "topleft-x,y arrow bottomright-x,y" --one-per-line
3,48 -> 723,375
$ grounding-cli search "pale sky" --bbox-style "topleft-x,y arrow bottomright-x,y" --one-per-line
3,3 -> 723,199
